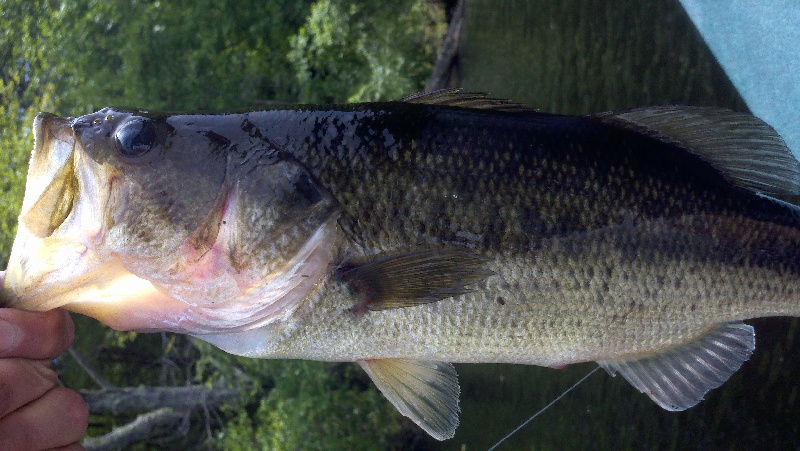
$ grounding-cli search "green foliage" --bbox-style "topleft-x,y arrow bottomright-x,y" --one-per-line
288,0 -> 445,103
0,0 -> 61,107
43,0 -> 314,113
0,0 -> 61,267
2,0 -> 445,447
196,342 -> 410,449
0,88 -> 34,268
5,0 -> 444,116
214,360 -> 407,450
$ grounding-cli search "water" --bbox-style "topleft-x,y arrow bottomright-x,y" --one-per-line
460,0 -> 746,114
435,0 -> 800,449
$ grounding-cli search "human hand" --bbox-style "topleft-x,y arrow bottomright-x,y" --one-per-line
0,272 -> 88,450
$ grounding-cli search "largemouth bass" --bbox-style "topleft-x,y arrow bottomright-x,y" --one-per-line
4,90 -> 800,439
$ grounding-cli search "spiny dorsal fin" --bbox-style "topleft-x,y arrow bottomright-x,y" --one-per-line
402,88 -> 535,112
338,249 -> 493,311
598,322 -> 755,411
592,106 -> 800,200
358,358 -> 460,440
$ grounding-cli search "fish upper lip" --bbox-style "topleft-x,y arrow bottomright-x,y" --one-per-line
35,113 -> 74,145
70,116 -> 97,134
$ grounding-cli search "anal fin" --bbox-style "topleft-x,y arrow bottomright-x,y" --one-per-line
358,358 -> 460,440
598,322 -> 755,410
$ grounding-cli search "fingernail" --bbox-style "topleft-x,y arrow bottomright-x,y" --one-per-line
0,317 -> 20,355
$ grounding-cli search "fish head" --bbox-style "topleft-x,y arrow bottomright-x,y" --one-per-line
2,109 -> 340,335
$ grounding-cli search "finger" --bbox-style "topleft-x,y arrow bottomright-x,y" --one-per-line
0,358 -> 59,419
0,387 -> 88,451
0,308 -> 74,359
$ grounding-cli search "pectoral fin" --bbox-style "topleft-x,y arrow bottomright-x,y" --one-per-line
598,322 -> 755,410
358,358 -> 460,440
339,249 -> 493,310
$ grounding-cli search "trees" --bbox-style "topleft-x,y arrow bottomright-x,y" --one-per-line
27,0 -> 315,113
0,0 -> 62,266
1,0 -> 445,448
288,0 -> 444,103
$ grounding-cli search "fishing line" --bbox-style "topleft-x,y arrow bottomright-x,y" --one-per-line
487,366 -> 600,451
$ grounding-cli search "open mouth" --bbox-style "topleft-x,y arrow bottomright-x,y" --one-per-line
1,113 -> 89,311
19,113 -> 78,238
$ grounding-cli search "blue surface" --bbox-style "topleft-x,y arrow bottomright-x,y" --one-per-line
680,0 -> 800,158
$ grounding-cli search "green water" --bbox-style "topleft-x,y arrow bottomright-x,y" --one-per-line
435,1 -> 800,449
460,0 -> 745,113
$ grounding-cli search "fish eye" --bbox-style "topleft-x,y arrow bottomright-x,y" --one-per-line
114,119 -> 156,157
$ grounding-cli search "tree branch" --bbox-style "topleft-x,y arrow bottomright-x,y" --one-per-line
426,0 -> 466,91
81,407 -> 183,451
81,383 -> 244,416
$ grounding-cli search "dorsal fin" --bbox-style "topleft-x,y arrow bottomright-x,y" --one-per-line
402,88 -> 536,112
592,106 -> 800,201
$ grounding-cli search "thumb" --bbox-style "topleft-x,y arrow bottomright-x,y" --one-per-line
0,308 -> 75,359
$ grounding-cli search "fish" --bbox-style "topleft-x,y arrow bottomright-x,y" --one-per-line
3,89 -> 800,440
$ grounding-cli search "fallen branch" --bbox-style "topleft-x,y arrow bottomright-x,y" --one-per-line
82,407 -> 183,451
426,0 -> 466,91
81,383 -> 244,416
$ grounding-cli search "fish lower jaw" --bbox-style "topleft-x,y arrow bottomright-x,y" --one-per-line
3,234 -> 93,310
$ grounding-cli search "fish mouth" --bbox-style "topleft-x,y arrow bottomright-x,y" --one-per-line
1,113 -> 93,310
19,113 -> 78,238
